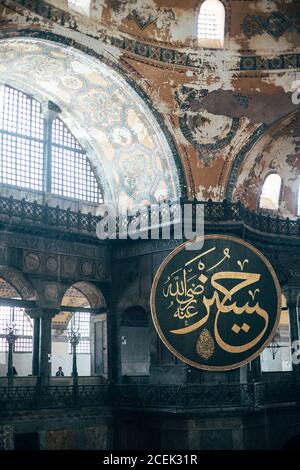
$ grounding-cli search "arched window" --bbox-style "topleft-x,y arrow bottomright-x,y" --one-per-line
261,294 -> 292,372
0,307 -> 33,353
259,173 -> 281,211
197,0 -> 225,49
0,84 -> 102,203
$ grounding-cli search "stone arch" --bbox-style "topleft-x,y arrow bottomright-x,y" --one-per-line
53,281 -> 107,329
64,281 -> 107,309
0,35 -> 186,209
0,266 -> 37,301
121,306 -> 148,327
52,281 -> 107,377
228,109 -> 300,218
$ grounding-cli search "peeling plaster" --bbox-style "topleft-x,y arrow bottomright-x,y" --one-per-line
0,0 -> 299,205
233,113 -> 300,217
201,87 -> 299,125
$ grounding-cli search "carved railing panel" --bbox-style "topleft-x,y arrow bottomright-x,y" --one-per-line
0,195 -> 299,238
1,382 -> 298,411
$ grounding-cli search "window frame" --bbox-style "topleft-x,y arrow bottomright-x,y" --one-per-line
67,311 -> 91,355
0,306 -> 33,354
0,84 -> 103,204
260,295 -> 293,373
197,0 -> 226,50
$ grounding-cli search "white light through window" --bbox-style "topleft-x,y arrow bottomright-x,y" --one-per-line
259,173 -> 281,211
0,85 -> 44,191
68,0 -> 91,16
198,0 -> 225,49
0,307 -> 33,353
261,294 -> 292,372
68,311 -> 91,354
0,84 -> 102,203
51,118 -> 100,203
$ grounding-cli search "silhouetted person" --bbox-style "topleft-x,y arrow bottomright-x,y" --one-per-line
12,366 -> 17,376
55,366 -> 64,377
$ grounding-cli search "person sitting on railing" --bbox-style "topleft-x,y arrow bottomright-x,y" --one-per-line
55,366 -> 64,377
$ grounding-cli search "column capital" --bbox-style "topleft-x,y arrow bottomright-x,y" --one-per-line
282,286 -> 300,306
25,308 -> 60,319
41,100 -> 61,121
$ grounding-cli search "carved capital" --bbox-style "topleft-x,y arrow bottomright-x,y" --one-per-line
282,286 -> 300,307
25,308 -> 59,319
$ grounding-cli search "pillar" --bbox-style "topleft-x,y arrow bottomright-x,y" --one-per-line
39,310 -> 55,386
32,317 -> 40,376
284,287 -> 300,380
107,310 -> 122,384
26,309 -> 42,378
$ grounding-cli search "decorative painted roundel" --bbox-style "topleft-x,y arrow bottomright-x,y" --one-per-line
150,235 -> 281,371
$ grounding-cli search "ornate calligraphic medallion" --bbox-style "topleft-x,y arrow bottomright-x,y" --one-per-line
150,235 -> 281,370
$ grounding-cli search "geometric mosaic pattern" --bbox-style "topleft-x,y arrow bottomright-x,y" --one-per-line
176,86 -> 241,166
3,1 -> 300,73
240,54 -> 300,71
242,11 -> 300,39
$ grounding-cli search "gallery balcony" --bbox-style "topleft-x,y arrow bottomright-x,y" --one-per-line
0,194 -> 300,239
0,380 -> 299,413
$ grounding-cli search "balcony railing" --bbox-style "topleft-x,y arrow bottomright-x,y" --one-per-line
0,194 -> 299,238
0,382 -> 299,412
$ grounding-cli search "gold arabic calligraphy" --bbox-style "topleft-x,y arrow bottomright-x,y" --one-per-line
162,247 -> 269,355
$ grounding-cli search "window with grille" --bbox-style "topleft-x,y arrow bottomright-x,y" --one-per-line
51,119 -> 100,202
0,85 -> 44,191
198,0 -> 225,48
0,84 -> 102,203
68,311 -> 90,354
0,306 -> 33,353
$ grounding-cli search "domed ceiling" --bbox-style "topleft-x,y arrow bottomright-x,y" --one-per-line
0,37 -> 182,209
0,0 -> 299,212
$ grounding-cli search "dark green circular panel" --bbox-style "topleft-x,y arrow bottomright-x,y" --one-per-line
150,235 -> 281,371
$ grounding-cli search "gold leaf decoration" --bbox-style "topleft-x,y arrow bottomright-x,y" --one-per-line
196,328 -> 215,360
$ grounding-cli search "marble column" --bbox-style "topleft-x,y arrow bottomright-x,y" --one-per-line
39,310 -> 56,386
107,310 -> 122,384
32,317 -> 41,376
26,309 -> 41,377
284,287 -> 300,380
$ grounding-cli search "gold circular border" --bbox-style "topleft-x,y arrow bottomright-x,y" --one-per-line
150,234 -> 282,371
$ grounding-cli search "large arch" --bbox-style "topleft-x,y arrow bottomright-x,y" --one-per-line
0,36 -> 185,210
0,266 -> 37,301
52,282 -> 107,377
229,110 -> 300,218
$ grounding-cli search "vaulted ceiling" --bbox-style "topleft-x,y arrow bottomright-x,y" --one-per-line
0,0 -> 299,216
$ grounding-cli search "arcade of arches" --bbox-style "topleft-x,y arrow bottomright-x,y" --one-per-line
0,0 -> 300,451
